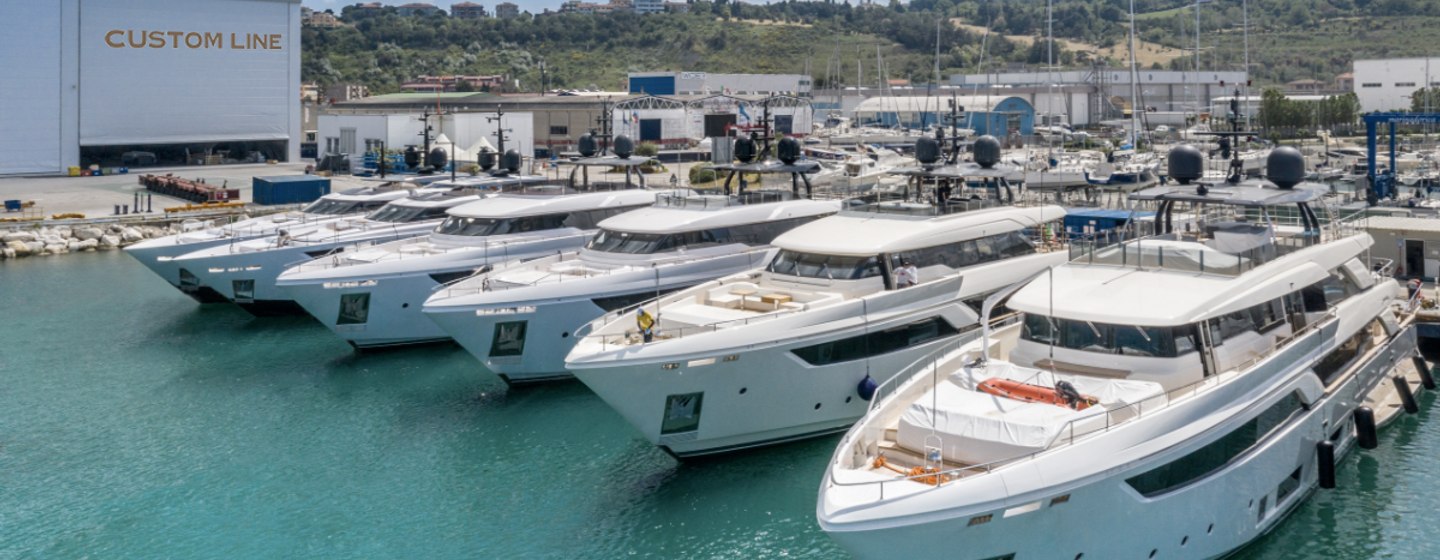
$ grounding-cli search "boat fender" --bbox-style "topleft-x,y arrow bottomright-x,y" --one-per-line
1395,375 -> 1420,415
1414,356 -> 1436,391
1355,406 -> 1378,450
1317,440 -> 1336,490
857,375 -> 878,401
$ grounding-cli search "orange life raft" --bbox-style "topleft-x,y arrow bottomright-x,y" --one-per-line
977,378 -> 1098,410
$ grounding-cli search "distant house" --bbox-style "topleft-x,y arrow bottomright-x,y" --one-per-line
400,75 -> 506,93
350,2 -> 385,15
634,0 -> 664,13
1285,79 -> 1328,94
304,11 -> 343,27
451,1 -> 488,18
495,1 -> 520,18
663,1 -> 689,12
396,2 -> 444,16
1335,73 -> 1354,92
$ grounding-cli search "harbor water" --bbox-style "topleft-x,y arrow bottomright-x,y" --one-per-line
2,251 -> 1438,559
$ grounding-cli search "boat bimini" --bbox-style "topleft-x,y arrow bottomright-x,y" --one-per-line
564,135 -> 1069,458
126,177 -> 441,302
818,145 -> 1420,560
172,172 -> 558,315
275,150 -> 661,349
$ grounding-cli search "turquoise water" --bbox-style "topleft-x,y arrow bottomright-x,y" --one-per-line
1,251 -> 1437,559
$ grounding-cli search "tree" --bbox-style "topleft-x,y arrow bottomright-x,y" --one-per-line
1411,87 -> 1440,112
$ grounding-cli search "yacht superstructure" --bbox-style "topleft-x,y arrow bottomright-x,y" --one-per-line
125,177 -> 440,302
277,186 -> 658,349
171,173 -> 557,315
423,190 -> 842,383
564,135 -> 1068,457
818,146 -> 1418,560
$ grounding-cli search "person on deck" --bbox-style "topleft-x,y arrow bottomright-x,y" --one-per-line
895,260 -> 918,288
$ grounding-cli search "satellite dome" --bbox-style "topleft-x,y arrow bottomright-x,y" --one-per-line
1167,144 -> 1204,185
613,135 -> 635,159
777,137 -> 801,165
973,135 -> 1001,169
915,136 -> 941,166
1266,146 -> 1306,189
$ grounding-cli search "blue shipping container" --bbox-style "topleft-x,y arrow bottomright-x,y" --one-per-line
253,175 -> 331,205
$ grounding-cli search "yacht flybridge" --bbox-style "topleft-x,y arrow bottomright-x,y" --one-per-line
172,170 -> 558,315
276,142 -> 661,349
423,135 -> 843,383
564,135 -> 1068,458
818,146 -> 1419,560
126,176 -> 443,302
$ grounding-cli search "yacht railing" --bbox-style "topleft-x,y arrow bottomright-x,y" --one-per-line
829,307 -> 1339,501
1065,203 -> 1369,277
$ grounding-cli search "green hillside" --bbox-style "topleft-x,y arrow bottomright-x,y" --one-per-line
301,1 -> 1440,93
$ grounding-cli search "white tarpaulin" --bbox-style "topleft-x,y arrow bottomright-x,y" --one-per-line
0,2 -> 63,174
898,363 -> 1165,464
79,0 -> 295,146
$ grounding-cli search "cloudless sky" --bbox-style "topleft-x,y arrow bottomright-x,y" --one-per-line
305,0 -> 571,15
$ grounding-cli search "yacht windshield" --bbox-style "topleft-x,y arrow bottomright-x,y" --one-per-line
303,199 -> 359,215
434,216 -> 508,236
366,204 -> 450,223
586,230 -> 698,254
1021,314 -> 1195,358
765,250 -> 882,280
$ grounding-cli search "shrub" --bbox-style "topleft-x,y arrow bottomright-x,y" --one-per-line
635,142 -> 660,157
689,165 -> 717,184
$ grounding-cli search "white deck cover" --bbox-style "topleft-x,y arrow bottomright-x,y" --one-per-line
897,363 -> 1165,464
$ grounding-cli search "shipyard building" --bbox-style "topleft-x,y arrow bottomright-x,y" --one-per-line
0,0 -> 302,176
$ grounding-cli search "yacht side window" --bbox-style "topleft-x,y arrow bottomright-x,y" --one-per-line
1020,314 -> 1193,358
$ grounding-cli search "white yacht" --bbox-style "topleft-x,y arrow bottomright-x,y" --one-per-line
564,136 -> 1069,458
818,146 -> 1421,560
172,173 -> 556,315
126,177 -> 438,302
276,185 -> 658,349
423,190 -> 842,383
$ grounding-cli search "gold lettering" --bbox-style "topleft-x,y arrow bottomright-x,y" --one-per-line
147,30 -> 164,48
268,34 -> 280,50
105,30 -> 124,48
230,32 -> 241,49
184,32 -> 201,49
204,32 -> 221,49
166,31 -> 183,48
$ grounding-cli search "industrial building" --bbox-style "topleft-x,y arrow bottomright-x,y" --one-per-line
1,0 -> 303,176
628,72 -> 812,97
611,95 -> 813,147
851,96 -> 1036,137
1353,58 -> 1440,112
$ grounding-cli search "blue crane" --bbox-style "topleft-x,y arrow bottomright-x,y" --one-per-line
1365,112 -> 1440,202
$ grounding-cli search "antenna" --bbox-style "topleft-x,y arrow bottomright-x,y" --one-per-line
486,105 -> 510,155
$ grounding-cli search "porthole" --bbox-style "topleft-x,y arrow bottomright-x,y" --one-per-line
1149,549 -> 1157,559
1181,536 -> 1188,546
814,402 -> 822,410
1207,523 -> 1214,534
845,396 -> 853,403
402,303 -> 409,308
562,332 -> 569,338
1074,554 -> 1083,560
739,387 -> 747,395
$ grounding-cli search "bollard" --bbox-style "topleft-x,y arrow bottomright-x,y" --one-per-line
122,204 -> 129,215
113,204 -> 121,216
147,193 -> 153,213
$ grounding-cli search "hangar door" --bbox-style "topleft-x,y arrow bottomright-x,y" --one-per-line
0,2 -> 63,174
639,120 -> 662,142
78,0 -> 292,146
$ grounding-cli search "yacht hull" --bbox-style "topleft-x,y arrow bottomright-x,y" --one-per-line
282,271 -> 456,347
821,293 -> 1417,560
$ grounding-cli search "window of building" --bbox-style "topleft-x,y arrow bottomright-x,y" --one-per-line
549,125 -> 569,136
1125,392 -> 1305,497
1397,82 -> 1417,87
1361,83 -> 1382,88
791,317 -> 960,365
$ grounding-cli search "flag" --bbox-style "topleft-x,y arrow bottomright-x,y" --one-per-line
738,103 -> 751,124
631,110 -> 639,124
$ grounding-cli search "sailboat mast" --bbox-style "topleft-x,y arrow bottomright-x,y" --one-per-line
1128,0 -> 1141,148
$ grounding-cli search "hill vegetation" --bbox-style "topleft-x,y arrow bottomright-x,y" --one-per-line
301,1 -> 1440,95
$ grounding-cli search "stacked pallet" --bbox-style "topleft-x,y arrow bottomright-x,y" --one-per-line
138,174 -> 241,203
